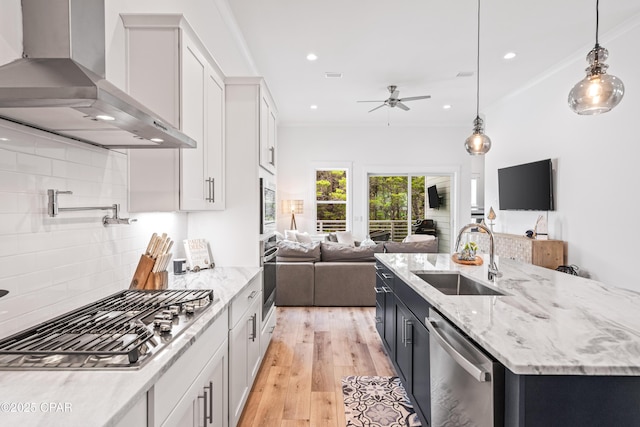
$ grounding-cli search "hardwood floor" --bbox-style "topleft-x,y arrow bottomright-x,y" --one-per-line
237,306 -> 396,427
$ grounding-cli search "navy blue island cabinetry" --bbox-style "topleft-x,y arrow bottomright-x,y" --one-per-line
375,258 -> 640,427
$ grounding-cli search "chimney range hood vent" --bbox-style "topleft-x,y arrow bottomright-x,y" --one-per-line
0,0 -> 196,150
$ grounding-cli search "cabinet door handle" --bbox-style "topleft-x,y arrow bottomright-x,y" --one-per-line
383,286 -> 392,293
249,313 -> 257,342
205,177 -> 215,203
269,146 -> 275,166
248,290 -> 257,299
405,319 -> 413,346
206,381 -> 213,423
375,316 -> 382,324
401,316 -> 406,345
198,392 -> 207,427
210,177 -> 215,203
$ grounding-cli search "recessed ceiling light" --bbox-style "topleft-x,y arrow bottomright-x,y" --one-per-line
150,138 -> 164,143
310,105 -> 318,110
324,72 -> 343,78
503,52 -> 517,60
0,137 -> 9,141
96,114 -> 115,121
306,53 -> 318,61
456,71 -> 474,78
443,105 -> 452,110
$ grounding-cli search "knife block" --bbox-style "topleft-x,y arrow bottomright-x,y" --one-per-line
129,255 -> 155,290
144,271 -> 168,290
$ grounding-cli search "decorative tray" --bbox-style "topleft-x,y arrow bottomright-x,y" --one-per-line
451,254 -> 483,266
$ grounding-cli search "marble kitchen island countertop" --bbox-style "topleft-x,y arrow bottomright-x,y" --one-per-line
376,253 -> 640,376
0,266 -> 261,427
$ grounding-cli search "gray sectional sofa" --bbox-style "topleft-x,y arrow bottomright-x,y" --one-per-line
275,239 -> 438,306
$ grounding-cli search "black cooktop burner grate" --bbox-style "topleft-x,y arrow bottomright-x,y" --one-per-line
0,289 -> 214,370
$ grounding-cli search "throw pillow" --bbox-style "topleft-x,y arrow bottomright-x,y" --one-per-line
335,230 -> 355,247
296,232 -> 313,244
274,231 -> 285,241
276,240 -> 321,262
284,229 -> 298,242
402,234 -> 436,243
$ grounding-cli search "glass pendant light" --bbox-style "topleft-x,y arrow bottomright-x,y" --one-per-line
465,0 -> 491,155
568,0 -> 624,115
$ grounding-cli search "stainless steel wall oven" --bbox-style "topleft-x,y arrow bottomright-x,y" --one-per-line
260,234 -> 277,320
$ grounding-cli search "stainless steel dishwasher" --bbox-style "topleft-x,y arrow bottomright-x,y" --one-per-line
426,309 -> 504,427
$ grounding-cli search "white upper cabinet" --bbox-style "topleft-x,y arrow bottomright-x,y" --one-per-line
226,77 -> 278,176
123,14 -> 225,211
259,93 -> 277,174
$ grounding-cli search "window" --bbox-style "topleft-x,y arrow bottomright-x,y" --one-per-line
316,169 -> 348,232
368,174 -> 450,244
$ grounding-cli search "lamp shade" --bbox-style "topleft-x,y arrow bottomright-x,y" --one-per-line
487,206 -> 496,220
282,200 -> 303,215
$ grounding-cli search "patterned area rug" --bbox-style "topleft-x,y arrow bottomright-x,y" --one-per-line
342,376 -> 422,427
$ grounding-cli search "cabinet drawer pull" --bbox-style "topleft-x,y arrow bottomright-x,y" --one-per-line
248,290 -> 257,299
374,287 -> 384,294
382,273 -> 393,280
383,286 -> 392,293
375,316 -> 382,324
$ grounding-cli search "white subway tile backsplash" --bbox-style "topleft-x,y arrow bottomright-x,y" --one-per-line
0,119 -> 188,336
0,148 -> 17,170
16,152 -> 52,175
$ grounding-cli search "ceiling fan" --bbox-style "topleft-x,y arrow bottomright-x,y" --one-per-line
357,85 -> 431,112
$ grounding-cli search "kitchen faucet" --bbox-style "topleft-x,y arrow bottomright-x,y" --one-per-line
454,223 -> 502,281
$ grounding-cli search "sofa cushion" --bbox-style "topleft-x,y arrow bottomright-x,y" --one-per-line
320,242 -> 383,262
384,239 -> 438,253
276,240 -> 321,262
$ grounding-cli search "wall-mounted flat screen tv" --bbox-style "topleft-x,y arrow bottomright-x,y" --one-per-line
427,185 -> 440,209
498,159 -> 554,211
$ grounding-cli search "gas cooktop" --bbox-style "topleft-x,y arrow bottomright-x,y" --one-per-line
0,289 -> 214,370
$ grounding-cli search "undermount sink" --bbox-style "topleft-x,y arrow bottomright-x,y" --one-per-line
413,271 -> 507,296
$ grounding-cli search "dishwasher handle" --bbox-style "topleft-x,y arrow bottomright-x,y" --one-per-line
426,317 -> 490,382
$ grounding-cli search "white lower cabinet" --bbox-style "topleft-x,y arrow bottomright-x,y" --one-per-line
114,394 -> 147,427
228,276 -> 263,427
260,305 -> 276,358
151,309 -> 229,427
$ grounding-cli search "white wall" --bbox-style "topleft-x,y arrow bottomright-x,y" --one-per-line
276,125 -> 471,241
484,19 -> 640,290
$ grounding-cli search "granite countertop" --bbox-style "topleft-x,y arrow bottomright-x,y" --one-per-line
0,267 -> 261,427
375,253 -> 640,376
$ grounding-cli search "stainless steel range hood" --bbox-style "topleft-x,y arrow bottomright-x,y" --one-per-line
0,0 -> 196,149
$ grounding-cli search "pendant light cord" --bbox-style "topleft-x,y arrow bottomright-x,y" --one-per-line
475,0 -> 481,118
595,0 -> 600,46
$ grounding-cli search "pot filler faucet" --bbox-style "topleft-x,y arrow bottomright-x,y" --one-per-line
454,223 -> 502,281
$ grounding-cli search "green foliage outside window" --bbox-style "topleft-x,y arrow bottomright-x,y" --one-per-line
316,170 -> 347,222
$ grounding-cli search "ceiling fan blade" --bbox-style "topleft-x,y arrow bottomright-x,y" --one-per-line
357,100 -> 386,103
390,89 -> 400,100
368,104 -> 387,113
399,95 -> 431,102
396,102 -> 410,111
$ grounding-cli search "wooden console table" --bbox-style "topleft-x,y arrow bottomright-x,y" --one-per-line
469,232 -> 564,270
